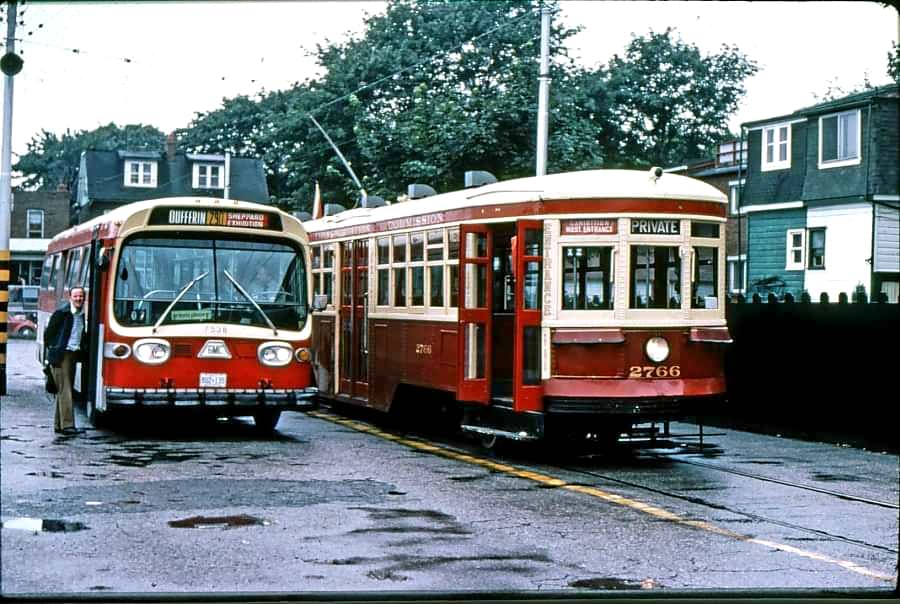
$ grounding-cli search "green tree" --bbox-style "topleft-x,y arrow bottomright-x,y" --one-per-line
14,123 -> 164,191
599,28 -> 758,168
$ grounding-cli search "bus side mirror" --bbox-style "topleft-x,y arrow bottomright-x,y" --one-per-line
312,294 -> 328,311
97,250 -> 110,271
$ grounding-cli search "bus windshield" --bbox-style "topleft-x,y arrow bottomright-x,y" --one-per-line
113,235 -> 308,330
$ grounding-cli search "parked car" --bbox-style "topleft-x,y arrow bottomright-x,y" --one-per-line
8,314 -> 37,339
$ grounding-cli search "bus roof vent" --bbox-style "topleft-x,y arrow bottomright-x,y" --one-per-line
362,195 -> 386,208
324,203 -> 347,216
465,170 -> 497,188
407,184 -> 437,200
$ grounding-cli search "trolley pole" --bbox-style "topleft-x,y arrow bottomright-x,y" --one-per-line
534,2 -> 551,177
1,0 -> 20,396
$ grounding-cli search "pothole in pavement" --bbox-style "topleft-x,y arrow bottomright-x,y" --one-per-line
168,514 -> 268,529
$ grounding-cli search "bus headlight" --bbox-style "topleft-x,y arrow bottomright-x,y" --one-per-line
645,337 -> 670,363
133,339 -> 171,365
258,342 -> 293,367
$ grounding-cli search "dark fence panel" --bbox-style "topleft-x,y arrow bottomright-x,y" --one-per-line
723,300 -> 899,445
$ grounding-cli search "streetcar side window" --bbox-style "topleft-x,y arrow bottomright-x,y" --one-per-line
448,228 -> 459,308
392,234 -> 407,307
629,246 -> 681,309
692,247 -> 719,309
376,237 -> 390,307
562,246 -> 614,310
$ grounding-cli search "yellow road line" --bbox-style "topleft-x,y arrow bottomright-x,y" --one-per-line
307,409 -> 896,583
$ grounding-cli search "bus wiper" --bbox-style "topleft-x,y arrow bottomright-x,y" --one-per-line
152,271 -> 209,334
223,270 -> 278,336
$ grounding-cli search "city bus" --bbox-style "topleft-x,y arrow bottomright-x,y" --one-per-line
305,168 -> 730,447
38,197 -> 315,432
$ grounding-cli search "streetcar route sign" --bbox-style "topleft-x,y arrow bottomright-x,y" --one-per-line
630,218 -> 680,235
561,219 -> 617,235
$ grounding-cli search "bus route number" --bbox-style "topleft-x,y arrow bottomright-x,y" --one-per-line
628,365 -> 681,378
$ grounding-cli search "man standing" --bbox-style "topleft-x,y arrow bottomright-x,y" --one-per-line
44,287 -> 88,435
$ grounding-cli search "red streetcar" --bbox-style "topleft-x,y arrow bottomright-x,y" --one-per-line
305,168 -> 730,446
38,198 -> 315,431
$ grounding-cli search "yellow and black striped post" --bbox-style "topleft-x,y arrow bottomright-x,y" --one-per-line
0,248 -> 8,395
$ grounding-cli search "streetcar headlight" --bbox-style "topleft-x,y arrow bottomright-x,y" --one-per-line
133,338 -> 171,365
295,347 -> 311,363
645,336 -> 670,363
258,342 -> 293,367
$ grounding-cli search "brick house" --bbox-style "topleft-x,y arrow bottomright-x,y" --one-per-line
73,133 -> 270,224
8,188 -> 70,285
739,84 -> 899,302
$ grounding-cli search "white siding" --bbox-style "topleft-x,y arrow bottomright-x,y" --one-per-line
874,203 -> 899,273
804,202 -> 872,299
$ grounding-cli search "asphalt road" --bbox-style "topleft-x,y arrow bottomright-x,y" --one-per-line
2,338 -> 897,596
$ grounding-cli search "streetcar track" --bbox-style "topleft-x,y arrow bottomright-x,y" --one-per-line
551,463 -> 899,556
648,453 -> 899,510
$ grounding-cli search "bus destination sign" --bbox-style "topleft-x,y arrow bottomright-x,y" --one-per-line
561,219 -> 617,235
630,218 -> 680,235
150,207 -> 282,231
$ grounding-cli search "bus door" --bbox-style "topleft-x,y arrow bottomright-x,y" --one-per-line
512,220 -> 544,412
457,225 -> 492,403
338,240 -> 369,400
84,230 -> 107,416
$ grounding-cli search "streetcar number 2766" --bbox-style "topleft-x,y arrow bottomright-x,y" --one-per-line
628,365 -> 681,378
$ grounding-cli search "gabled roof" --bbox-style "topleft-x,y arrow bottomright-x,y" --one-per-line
80,150 -> 269,204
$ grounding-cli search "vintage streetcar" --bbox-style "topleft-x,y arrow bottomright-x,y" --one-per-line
305,168 -> 731,445
38,197 -> 315,432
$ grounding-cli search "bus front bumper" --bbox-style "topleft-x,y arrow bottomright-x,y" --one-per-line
104,387 -> 318,409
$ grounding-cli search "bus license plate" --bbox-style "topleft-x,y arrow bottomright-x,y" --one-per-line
200,373 -> 227,388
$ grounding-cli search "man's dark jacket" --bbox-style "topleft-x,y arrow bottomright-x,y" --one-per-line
44,304 -> 88,368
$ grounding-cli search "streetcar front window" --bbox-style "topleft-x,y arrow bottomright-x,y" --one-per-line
629,245 -> 681,309
113,236 -> 308,330
562,246 -> 614,310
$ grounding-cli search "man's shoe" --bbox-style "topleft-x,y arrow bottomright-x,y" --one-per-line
60,427 -> 80,435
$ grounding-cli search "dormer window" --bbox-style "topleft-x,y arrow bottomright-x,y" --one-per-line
124,160 -> 157,187
761,123 -> 791,171
193,163 -> 224,189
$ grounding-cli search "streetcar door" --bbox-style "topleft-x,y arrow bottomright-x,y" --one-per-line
338,240 -> 369,400
513,220 -> 544,412
457,225 -> 492,404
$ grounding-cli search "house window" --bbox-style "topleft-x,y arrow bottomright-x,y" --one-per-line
728,179 -> 745,216
761,123 -> 791,171
786,228 -> 805,270
26,209 -> 44,238
124,160 -> 157,187
819,110 -> 860,168
808,228 -> 826,269
727,256 -> 746,294
193,164 -> 224,189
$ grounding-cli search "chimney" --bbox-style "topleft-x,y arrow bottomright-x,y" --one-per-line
166,132 -> 177,161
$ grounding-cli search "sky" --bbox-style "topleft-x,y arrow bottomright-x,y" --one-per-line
2,1 -> 897,171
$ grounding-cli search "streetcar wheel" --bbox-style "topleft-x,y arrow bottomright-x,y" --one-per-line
253,410 -> 281,433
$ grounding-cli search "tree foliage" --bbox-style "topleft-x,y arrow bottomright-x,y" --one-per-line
16,2 -> 758,210
600,28 -> 758,168
14,123 -> 164,191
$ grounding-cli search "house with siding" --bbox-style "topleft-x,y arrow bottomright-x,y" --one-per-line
740,84 -> 899,302
73,133 -> 270,225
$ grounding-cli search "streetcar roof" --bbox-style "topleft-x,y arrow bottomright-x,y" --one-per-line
303,169 -> 727,235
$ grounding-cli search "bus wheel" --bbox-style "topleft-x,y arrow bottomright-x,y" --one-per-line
253,410 -> 281,433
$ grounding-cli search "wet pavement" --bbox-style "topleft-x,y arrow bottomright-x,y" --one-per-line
1,339 -> 897,595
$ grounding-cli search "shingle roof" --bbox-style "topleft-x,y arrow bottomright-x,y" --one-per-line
81,150 -> 269,204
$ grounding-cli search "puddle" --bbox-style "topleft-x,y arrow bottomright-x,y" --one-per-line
168,514 -> 267,529
569,577 -> 646,590
447,475 -> 485,482
104,443 -> 204,467
811,473 -> 863,482
2,517 -> 88,532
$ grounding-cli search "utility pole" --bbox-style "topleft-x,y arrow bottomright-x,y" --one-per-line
1,0 -> 21,396
535,2 -> 551,177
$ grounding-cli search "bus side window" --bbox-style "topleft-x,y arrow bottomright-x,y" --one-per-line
40,255 -> 53,289
49,253 -> 63,298
78,245 -> 91,287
